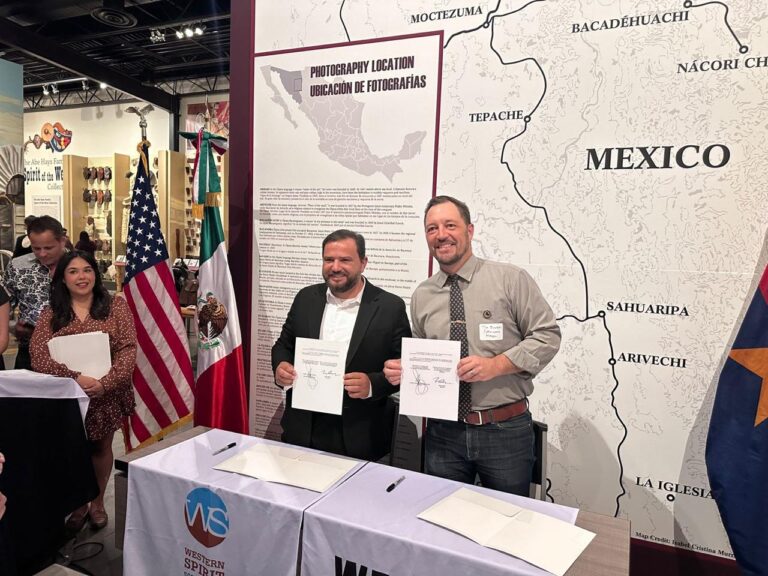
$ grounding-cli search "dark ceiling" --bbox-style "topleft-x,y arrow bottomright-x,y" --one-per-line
0,0 -> 230,107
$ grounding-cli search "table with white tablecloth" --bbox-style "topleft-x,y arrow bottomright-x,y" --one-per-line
118,427 -> 629,576
123,428 -> 364,576
0,371 -> 98,575
301,462 -> 581,576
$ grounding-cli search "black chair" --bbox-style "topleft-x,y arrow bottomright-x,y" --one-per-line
385,396 -> 399,466
385,396 -> 423,471
529,420 -> 548,501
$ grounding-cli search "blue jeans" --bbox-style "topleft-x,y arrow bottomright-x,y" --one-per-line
425,411 -> 535,496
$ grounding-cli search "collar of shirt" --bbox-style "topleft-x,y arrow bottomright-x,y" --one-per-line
325,277 -> 366,308
31,258 -> 47,272
11,253 -> 49,278
438,254 -> 479,287
30,252 -> 68,275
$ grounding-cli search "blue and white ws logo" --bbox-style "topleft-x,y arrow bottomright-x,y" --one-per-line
184,487 -> 229,548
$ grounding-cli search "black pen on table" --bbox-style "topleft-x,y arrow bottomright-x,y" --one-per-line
386,475 -> 406,492
212,442 -> 236,455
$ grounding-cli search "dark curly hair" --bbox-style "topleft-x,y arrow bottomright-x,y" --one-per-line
50,250 -> 112,333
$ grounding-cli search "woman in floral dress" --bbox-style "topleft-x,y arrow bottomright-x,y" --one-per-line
30,250 -> 136,531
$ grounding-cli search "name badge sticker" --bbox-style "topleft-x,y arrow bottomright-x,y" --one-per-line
479,323 -> 503,341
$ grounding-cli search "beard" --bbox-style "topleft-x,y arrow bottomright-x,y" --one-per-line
324,271 -> 361,296
431,241 -> 467,268
433,251 -> 461,267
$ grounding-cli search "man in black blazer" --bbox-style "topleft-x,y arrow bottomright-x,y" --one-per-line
272,230 -> 411,461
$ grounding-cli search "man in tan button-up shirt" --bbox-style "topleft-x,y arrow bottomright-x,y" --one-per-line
385,196 -> 560,495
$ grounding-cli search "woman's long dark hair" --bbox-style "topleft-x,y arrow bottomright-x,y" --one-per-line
50,250 -> 111,332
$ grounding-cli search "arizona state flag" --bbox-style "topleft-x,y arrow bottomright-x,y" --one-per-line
706,265 -> 768,575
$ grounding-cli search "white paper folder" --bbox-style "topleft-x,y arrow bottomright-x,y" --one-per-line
418,488 -> 595,576
47,332 -> 111,379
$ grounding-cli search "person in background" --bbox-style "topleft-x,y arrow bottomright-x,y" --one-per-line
3,216 -> 69,369
384,195 -> 561,496
61,229 -> 75,252
74,231 -> 97,255
0,286 -> 9,370
30,250 -> 137,532
11,215 -> 36,258
0,451 -> 11,576
0,452 -> 5,520
85,216 -> 95,240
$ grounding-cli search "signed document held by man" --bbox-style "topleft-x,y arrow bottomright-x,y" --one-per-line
400,337 -> 460,420
292,337 -> 346,415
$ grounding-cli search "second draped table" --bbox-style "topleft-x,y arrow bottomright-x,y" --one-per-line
122,428 -> 613,576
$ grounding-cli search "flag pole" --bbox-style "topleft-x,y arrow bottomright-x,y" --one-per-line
122,108 -> 195,451
180,113 -> 248,433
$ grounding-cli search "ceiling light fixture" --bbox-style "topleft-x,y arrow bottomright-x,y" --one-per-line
99,82 -> 108,90
81,80 -> 89,91
149,28 -> 165,43
174,24 -> 203,40
50,83 -> 59,94
42,84 -> 49,96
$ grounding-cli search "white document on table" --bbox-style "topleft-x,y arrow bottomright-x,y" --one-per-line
418,488 -> 595,576
291,337 -> 346,415
399,337 -> 460,420
214,443 -> 357,492
47,331 -> 111,379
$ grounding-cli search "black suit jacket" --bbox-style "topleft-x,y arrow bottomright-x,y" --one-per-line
272,280 -> 411,461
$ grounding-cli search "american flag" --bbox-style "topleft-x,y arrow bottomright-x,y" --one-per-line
123,140 -> 194,449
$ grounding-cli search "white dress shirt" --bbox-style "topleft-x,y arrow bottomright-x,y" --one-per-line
319,279 -> 364,344
286,279 -> 370,397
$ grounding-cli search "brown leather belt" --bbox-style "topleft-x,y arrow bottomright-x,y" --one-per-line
463,399 -> 528,425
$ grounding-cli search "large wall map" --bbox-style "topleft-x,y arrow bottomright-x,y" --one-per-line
254,0 -> 768,560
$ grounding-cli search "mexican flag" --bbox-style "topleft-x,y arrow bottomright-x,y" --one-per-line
195,203 -> 248,433
182,127 -> 247,432
179,129 -> 228,219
